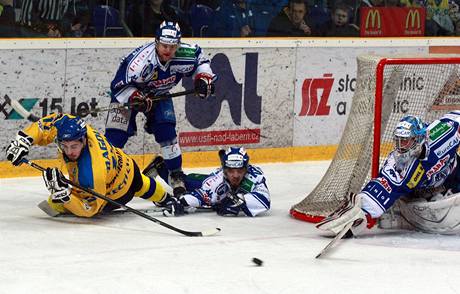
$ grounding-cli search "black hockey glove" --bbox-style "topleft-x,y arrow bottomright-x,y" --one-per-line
129,90 -> 153,113
6,131 -> 33,166
216,192 -> 245,216
42,168 -> 71,203
160,194 -> 188,217
194,72 -> 215,99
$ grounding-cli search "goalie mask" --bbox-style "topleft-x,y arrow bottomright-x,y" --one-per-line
393,115 -> 426,162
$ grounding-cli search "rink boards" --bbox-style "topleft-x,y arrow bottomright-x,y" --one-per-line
0,38 -> 459,177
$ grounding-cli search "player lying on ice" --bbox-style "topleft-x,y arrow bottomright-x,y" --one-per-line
5,113 -> 183,217
143,147 -> 271,217
317,112 -> 460,236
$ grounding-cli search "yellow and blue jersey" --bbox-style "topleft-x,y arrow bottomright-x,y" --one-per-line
23,113 -> 165,217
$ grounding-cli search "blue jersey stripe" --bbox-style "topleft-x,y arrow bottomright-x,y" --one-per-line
77,147 -> 94,189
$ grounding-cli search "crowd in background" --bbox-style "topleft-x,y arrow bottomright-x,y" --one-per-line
0,0 -> 459,38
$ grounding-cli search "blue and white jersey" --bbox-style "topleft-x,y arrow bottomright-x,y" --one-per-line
110,41 -> 214,103
183,165 -> 270,217
362,111 -> 460,215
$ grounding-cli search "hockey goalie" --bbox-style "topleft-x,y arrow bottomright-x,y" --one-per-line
317,111 -> 460,236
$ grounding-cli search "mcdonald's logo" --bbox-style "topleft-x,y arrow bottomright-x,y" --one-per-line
405,9 -> 421,30
365,9 -> 381,30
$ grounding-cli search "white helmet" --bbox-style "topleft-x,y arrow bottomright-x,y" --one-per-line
393,115 -> 427,162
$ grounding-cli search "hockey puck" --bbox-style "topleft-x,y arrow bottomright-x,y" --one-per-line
252,257 -> 263,266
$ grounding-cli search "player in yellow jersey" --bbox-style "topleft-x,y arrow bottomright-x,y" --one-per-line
5,113 -> 184,217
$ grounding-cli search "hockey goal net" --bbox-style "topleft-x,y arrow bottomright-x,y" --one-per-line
291,55 -> 460,223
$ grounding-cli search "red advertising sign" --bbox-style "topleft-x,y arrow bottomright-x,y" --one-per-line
360,7 -> 425,37
179,129 -> 261,147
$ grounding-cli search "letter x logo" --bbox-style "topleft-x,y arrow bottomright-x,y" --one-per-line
0,96 -> 39,119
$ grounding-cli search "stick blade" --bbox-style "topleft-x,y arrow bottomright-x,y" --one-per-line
315,222 -> 353,259
37,200 -> 61,217
182,227 -> 221,237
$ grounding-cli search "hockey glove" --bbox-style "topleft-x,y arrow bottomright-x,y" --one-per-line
6,131 -> 33,166
43,168 -> 71,203
316,193 -> 374,235
129,90 -> 154,113
160,194 -> 188,217
216,192 -> 245,216
194,72 -> 215,99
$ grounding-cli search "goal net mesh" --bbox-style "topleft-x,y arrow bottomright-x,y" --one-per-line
290,55 -> 460,223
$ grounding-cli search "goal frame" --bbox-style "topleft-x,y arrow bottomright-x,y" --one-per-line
291,56 -> 460,224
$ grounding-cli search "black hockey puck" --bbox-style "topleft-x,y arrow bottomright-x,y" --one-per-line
252,257 -> 263,266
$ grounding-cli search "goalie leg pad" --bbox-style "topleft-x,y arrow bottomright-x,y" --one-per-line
399,192 -> 460,234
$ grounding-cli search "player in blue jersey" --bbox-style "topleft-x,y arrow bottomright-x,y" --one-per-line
144,147 -> 271,217
317,112 -> 460,235
105,21 -> 216,198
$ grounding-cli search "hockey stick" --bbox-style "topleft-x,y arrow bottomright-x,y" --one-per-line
24,159 -> 220,237
38,199 -> 164,217
80,89 -> 197,116
38,199 -> 214,218
4,89 -> 196,122
315,221 -> 353,259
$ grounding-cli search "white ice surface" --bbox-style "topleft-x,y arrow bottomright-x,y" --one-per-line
1,161 -> 460,294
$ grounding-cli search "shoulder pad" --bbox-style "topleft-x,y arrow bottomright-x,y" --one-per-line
126,43 -> 156,80
175,43 -> 198,58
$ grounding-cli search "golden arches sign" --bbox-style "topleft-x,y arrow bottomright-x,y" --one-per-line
365,9 -> 381,30
405,9 -> 421,29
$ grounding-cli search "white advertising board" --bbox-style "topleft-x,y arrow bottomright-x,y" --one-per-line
0,43 -> 295,160
293,46 -> 428,146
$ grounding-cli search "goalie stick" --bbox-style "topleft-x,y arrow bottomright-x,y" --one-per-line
4,89 -> 196,122
315,221 -> 353,259
25,159 -> 220,237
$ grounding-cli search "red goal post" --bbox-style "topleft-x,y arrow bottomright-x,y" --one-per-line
290,55 -> 460,223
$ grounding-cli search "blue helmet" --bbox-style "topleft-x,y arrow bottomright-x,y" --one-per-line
393,115 -> 426,155
54,115 -> 87,142
221,147 -> 249,169
156,21 -> 181,45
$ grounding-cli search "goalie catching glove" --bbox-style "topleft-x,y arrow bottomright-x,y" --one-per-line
129,90 -> 154,113
6,131 -> 33,166
194,72 -> 215,99
42,168 -> 71,203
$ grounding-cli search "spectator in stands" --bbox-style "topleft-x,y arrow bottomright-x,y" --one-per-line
385,0 -> 403,6
424,0 -> 454,35
69,15 -> 89,37
318,3 -> 359,36
0,0 -> 15,25
266,0 -> 314,36
212,0 -> 255,37
196,0 -> 220,10
361,0 -> 385,6
128,0 -> 191,37
399,0 -> 424,6
455,19 -> 460,35
46,21 -> 62,37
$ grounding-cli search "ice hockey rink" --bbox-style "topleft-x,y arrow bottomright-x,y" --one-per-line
1,161 -> 460,294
